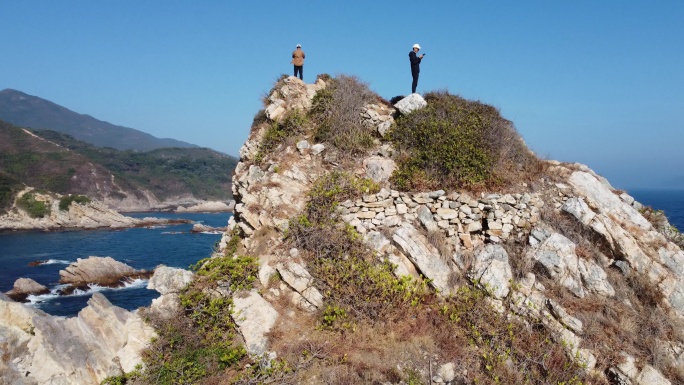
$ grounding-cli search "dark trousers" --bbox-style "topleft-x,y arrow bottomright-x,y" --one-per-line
411,71 -> 419,93
294,65 -> 303,80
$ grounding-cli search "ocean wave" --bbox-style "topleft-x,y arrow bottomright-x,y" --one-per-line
43,259 -> 71,265
162,231 -> 184,235
25,279 -> 150,305
200,231 -> 223,235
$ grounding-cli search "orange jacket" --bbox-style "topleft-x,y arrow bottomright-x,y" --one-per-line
291,48 -> 305,66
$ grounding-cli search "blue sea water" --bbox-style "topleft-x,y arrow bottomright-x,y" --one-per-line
0,212 -> 230,317
628,189 -> 684,231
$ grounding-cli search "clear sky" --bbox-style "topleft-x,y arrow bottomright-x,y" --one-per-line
2,1 -> 683,190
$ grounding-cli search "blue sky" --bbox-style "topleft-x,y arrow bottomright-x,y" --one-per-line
2,1 -> 683,190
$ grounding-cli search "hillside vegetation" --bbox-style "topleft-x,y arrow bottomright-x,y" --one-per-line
0,119 -> 237,212
117,75 -> 684,385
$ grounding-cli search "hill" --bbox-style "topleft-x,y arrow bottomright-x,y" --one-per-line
3,75 -> 683,385
0,119 -> 237,212
135,76 -> 684,384
0,88 -> 197,151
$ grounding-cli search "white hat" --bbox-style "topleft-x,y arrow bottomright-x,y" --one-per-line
296,44 -> 301,48
413,43 -> 421,50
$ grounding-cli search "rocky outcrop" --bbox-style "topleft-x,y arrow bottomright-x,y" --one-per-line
190,223 -> 227,233
176,200 -> 234,213
394,93 -> 427,115
59,256 -> 150,288
0,188 -> 188,231
217,77 -> 684,383
147,266 -> 194,318
0,292 -> 156,385
5,278 -> 49,302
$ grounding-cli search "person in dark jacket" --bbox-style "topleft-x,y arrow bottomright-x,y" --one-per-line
409,43 -> 424,94
291,44 -> 305,80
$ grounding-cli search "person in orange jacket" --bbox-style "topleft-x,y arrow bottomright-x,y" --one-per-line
291,44 -> 305,80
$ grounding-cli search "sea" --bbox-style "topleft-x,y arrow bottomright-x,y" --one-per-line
0,212 -> 231,317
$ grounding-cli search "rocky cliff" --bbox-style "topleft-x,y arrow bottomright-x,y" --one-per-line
210,76 -> 683,384
5,75 -> 684,384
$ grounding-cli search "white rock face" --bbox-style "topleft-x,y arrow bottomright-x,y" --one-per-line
0,188 -> 184,231
392,223 -> 454,294
363,156 -> 396,184
277,261 -> 324,309
148,266 -> 194,295
394,93 -> 427,115
0,292 -> 156,385
147,266 -> 194,319
176,200 -> 233,212
232,290 -> 279,356
468,244 -> 512,299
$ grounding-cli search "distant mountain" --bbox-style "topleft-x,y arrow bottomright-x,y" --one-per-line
0,119 -> 237,212
0,89 -> 197,151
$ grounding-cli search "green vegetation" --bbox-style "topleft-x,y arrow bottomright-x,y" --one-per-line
137,228 -> 257,384
16,191 -> 50,218
255,109 -> 309,164
58,194 -> 90,210
309,75 -> 378,155
0,172 -> 21,214
291,189 -> 427,326
389,91 -> 541,190
0,120 -> 236,202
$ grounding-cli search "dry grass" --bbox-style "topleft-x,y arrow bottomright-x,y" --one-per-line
538,266 -> 684,384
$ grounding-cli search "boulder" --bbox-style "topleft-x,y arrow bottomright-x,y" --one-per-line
394,93 -> 427,115
468,244 -> 512,299
147,268 -> 190,320
232,290 -> 279,356
363,156 -> 396,184
277,261 -> 324,309
392,223 -> 455,294
5,278 -> 49,302
147,266 -> 194,295
59,256 -> 150,287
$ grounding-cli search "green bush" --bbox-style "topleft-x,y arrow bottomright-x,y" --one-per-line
58,194 -> 90,211
255,109 -> 309,164
310,75 -> 378,155
389,91 -> 540,190
0,173 -> 21,215
287,172 -> 427,328
138,253 -> 257,384
16,192 -> 50,218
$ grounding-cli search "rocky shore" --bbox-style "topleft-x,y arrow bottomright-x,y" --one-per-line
0,266 -> 191,385
0,188 -> 192,232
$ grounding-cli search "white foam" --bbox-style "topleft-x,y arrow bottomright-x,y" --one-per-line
43,259 -> 71,265
26,279 -> 150,305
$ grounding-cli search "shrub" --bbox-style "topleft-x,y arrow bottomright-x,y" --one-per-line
286,172 -> 427,328
255,109 -> 309,164
58,194 -> 90,211
389,91 -> 541,190
137,253 -> 258,384
310,75 -> 378,155
0,172 -> 21,215
16,192 -> 50,218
